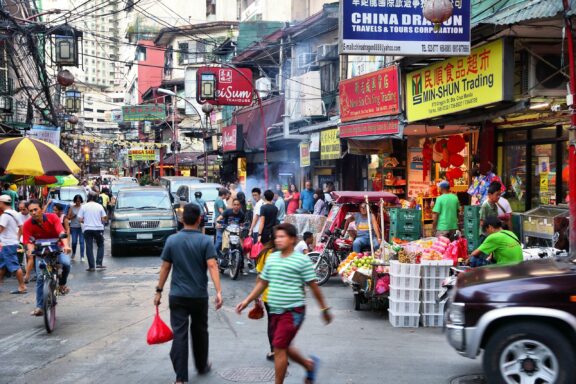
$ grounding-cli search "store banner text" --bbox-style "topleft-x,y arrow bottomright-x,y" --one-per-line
300,142 -> 310,168
321,129 -> 340,160
128,149 -> 158,161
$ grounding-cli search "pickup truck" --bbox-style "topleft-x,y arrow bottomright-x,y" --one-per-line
445,258 -> 576,384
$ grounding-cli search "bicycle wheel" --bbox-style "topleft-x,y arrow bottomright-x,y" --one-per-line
43,278 -> 57,333
229,249 -> 241,280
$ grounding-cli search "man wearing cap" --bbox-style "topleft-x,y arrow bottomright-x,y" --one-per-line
432,181 -> 460,240
2,183 -> 18,210
0,195 -> 27,294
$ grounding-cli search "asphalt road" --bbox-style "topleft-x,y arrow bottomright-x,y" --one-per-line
0,233 -> 481,384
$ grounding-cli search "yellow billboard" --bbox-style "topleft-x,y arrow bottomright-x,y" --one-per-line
406,39 -> 512,122
321,129 -> 340,160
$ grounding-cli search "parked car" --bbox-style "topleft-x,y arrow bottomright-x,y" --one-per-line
52,186 -> 87,203
174,183 -> 222,234
445,258 -> 576,384
110,186 -> 177,256
118,177 -> 138,184
160,176 -> 205,201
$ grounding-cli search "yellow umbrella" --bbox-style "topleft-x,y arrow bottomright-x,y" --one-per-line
0,137 -> 80,176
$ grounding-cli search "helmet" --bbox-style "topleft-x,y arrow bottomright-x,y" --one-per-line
194,191 -> 202,198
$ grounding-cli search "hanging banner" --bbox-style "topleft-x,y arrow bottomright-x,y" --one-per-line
29,125 -> 61,147
340,0 -> 471,56
340,65 -> 400,123
122,104 -> 166,121
407,147 -> 430,198
128,149 -> 158,161
300,142 -> 310,168
339,119 -> 400,138
310,132 -> 320,153
406,38 -> 513,122
321,128 -> 340,160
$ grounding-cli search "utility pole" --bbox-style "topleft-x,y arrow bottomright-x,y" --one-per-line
173,85 -> 178,176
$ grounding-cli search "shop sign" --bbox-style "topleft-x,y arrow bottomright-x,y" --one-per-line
238,158 -> 247,191
340,0 -> 471,56
300,142 -> 310,168
29,125 -> 61,147
196,67 -> 253,106
406,38 -> 513,122
121,104 -> 166,122
128,149 -> 157,161
339,119 -> 400,138
340,66 -> 400,123
321,128 -> 340,160
222,124 -> 244,152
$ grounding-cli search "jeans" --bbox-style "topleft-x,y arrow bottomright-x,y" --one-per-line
70,227 -> 85,258
35,252 -> 70,309
84,230 -> 104,269
169,296 -> 210,382
353,235 -> 380,253
215,228 -> 223,255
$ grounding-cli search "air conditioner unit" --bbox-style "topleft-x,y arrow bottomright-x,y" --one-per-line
524,45 -> 568,97
316,44 -> 338,62
297,53 -> 316,69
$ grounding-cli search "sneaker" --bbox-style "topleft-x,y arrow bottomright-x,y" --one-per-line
242,270 -> 248,276
249,268 -> 257,274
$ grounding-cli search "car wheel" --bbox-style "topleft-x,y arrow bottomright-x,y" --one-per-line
483,321 -> 575,384
111,244 -> 124,257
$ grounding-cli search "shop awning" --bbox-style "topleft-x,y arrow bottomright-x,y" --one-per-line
339,117 -> 404,155
232,96 -> 284,150
297,118 -> 339,134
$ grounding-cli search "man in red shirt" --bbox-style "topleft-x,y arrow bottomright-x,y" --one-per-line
23,200 -> 72,317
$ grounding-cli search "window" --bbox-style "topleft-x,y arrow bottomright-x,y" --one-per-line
97,109 -> 105,113
135,45 -> 146,61
97,118 -> 105,122
84,107 -> 94,112
178,40 -> 207,65
84,117 -> 93,121
320,62 -> 339,94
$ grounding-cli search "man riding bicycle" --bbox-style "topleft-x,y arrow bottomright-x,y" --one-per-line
23,200 -> 72,317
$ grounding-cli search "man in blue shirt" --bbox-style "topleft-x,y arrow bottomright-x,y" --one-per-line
274,189 -> 286,223
300,181 -> 315,213
154,204 -> 223,384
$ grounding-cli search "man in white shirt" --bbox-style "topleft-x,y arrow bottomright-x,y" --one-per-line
295,232 -> 313,255
18,201 -> 30,223
249,188 -> 264,244
0,195 -> 26,294
78,193 -> 108,272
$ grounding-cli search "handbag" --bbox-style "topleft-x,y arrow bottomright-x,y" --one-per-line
250,241 -> 264,260
146,306 -> 174,345
248,299 -> 264,320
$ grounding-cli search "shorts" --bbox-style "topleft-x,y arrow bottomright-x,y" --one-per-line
0,245 -> 21,273
269,306 -> 305,349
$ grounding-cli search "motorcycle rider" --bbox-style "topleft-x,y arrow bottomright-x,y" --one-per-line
215,199 -> 245,266
23,199 -> 72,317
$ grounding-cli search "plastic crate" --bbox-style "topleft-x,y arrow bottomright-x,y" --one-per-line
421,313 -> 444,327
388,309 -> 420,328
389,261 -> 421,277
390,274 -> 421,289
390,220 -> 422,234
421,300 -> 445,314
464,205 -> 481,219
389,285 -> 420,301
389,231 -> 420,242
421,261 -> 452,278
422,288 -> 442,303
390,208 -> 422,222
422,277 -> 444,290
388,299 -> 420,314
464,219 -> 480,232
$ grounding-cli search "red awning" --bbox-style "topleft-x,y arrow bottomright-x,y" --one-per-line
331,191 -> 400,204
232,96 -> 284,150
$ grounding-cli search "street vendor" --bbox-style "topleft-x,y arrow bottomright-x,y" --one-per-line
343,203 -> 381,253
432,181 -> 459,240
469,217 -> 523,266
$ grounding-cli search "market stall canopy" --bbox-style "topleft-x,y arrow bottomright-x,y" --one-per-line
331,191 -> 400,205
0,137 -> 80,176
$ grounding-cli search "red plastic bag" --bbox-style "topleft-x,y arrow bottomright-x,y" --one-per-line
147,306 -> 174,345
248,299 -> 264,320
243,236 -> 253,254
249,241 -> 264,260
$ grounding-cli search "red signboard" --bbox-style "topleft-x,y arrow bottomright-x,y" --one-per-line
339,66 -> 400,123
196,67 -> 253,106
339,120 -> 400,138
222,124 -> 243,152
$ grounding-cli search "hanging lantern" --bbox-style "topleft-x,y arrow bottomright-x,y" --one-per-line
57,69 -> 75,87
48,24 -> 83,67
68,115 -> 79,125
65,89 -> 82,112
423,0 -> 454,32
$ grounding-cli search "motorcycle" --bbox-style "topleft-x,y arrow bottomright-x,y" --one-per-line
218,223 -> 247,280
309,228 -> 352,286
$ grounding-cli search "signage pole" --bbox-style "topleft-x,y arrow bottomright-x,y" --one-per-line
563,0 -> 576,259
173,85 -> 178,176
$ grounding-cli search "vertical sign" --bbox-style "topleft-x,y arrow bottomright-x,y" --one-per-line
320,129 -> 340,160
300,142 -> 310,168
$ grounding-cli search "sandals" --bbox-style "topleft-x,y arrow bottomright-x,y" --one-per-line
305,355 -> 320,384
31,308 -> 43,316
59,286 -> 70,295
10,289 -> 27,295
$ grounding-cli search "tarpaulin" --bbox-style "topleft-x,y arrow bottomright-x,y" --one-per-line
233,96 -> 284,150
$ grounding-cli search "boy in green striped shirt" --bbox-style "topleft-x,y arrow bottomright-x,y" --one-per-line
237,223 -> 332,384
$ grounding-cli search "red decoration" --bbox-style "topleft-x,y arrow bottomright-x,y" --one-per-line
440,159 -> 449,168
422,139 -> 433,182
449,153 -> 464,167
447,135 -> 466,153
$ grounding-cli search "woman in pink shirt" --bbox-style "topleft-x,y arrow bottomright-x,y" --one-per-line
285,184 -> 300,215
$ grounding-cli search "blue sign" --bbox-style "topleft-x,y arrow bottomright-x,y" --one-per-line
340,0 -> 471,56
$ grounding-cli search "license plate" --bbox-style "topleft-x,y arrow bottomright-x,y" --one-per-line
230,235 -> 240,245
137,233 -> 153,240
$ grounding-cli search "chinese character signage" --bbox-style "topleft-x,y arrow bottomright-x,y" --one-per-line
122,104 -> 166,122
406,39 -> 513,122
128,149 -> 158,161
222,125 -> 244,152
321,129 -> 340,160
196,67 -> 253,106
300,142 -> 310,168
339,119 -> 400,138
29,125 -> 61,147
340,0 -> 470,56
340,66 -> 400,123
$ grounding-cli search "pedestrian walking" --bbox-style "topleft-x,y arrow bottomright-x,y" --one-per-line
496,192 -> 513,230
249,188 -> 263,244
285,184 -> 300,215
258,190 -> 278,245
52,203 -> 70,239
300,181 -> 315,213
432,181 -> 460,240
154,203 -> 223,384
78,193 -> 107,272
255,240 -> 276,361
214,189 -> 230,256
274,190 -> 286,224
312,189 -> 327,216
237,223 -> 332,384
68,195 -> 85,261
0,195 -> 27,294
